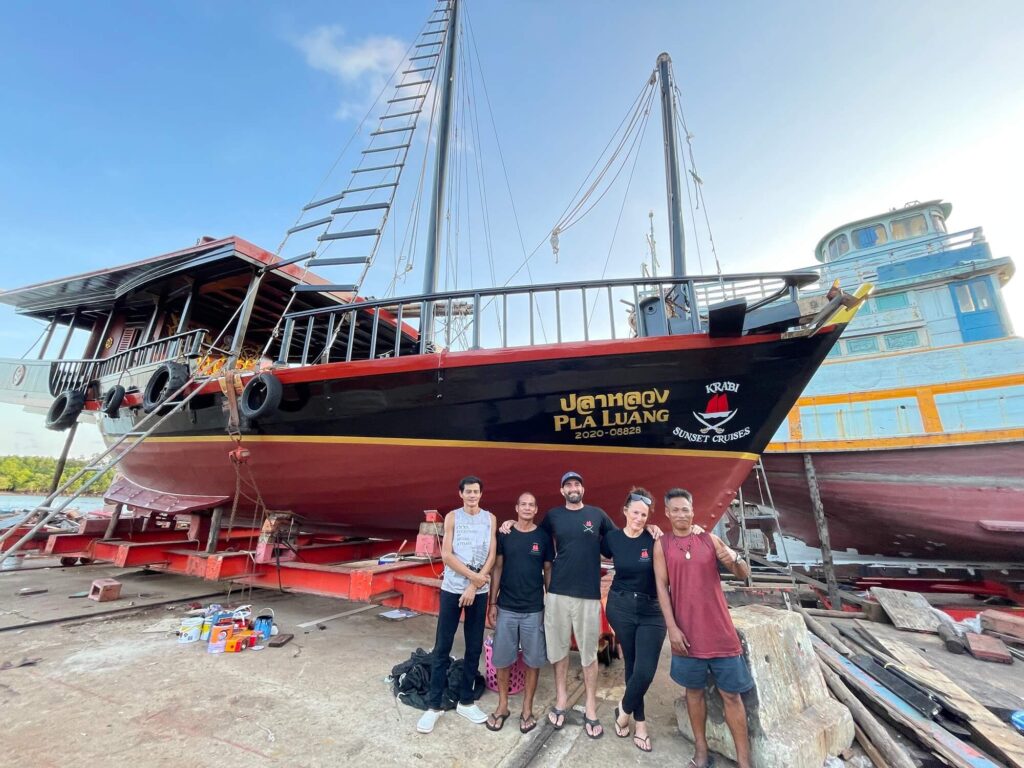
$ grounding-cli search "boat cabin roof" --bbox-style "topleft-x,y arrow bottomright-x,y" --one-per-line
815,200 -> 953,264
0,236 -> 345,330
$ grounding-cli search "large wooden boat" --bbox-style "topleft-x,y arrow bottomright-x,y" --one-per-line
748,201 -> 1023,561
0,2 -> 862,541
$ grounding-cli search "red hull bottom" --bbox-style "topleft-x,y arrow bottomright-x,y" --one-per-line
114,436 -> 755,535
753,442 -> 1024,561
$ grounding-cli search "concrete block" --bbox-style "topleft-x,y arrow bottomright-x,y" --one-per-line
674,604 -> 853,768
88,578 -> 122,602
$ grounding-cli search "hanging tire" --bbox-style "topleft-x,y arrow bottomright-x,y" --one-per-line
142,362 -> 190,413
240,372 -> 283,420
100,385 -> 126,417
45,390 -> 86,431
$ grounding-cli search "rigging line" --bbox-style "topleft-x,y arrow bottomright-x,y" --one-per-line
674,84 -> 722,275
263,18 -> 435,349
671,92 -> 704,275
554,79 -> 657,233
549,72 -> 657,232
271,19 -> 430,259
19,322 -> 50,360
586,86 -> 655,333
674,105 -> 705,276
388,44 -> 445,298
557,85 -> 656,234
461,18 -> 502,338
463,7 -> 546,342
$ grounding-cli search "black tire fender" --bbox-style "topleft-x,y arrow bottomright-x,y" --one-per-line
142,362 -> 190,413
100,385 -> 126,417
45,390 -> 86,431
240,372 -> 284,420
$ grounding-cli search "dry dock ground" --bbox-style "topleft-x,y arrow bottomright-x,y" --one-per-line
1,561 -> 730,768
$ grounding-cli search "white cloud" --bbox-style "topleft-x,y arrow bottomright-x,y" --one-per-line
295,26 -> 409,120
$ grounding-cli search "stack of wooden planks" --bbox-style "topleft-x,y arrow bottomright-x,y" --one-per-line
798,589 -> 1024,768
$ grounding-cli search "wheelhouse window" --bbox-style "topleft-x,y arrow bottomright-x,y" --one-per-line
972,280 -> 993,310
845,336 -> 879,355
930,212 -> 947,234
891,213 -> 928,241
874,292 -> 910,312
954,283 -> 975,313
884,330 -> 920,350
852,224 -> 888,249
827,234 -> 850,261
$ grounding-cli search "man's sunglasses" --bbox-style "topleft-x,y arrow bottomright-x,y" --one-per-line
628,492 -> 652,505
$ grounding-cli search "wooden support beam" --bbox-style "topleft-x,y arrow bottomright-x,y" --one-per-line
796,606 -> 855,657
804,453 -> 841,609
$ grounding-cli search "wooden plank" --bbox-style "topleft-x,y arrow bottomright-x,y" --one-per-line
858,621 -> 1024,768
980,610 -> 1024,643
869,587 -> 941,633
965,633 -> 1014,664
814,637 -> 1003,768
748,554 -> 869,607
805,608 -> 867,620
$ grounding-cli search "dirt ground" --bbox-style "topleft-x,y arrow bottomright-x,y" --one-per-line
1,561 -> 730,768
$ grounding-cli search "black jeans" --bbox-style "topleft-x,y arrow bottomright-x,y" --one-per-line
605,589 -> 666,722
427,588 -> 488,710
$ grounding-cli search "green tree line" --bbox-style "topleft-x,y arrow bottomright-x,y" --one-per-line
0,455 -> 114,495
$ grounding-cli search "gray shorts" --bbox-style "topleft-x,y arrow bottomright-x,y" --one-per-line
493,608 -> 547,669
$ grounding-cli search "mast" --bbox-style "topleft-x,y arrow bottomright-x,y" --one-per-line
421,0 -> 459,350
656,52 -> 686,278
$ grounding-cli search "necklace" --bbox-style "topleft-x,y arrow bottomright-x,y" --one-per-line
673,532 -> 695,560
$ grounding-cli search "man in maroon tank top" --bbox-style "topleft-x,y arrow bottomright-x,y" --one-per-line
653,488 -> 753,768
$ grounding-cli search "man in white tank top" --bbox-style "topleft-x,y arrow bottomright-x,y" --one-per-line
417,475 -> 498,734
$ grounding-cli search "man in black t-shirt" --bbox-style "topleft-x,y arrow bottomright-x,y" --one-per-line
540,471 -> 614,739
485,492 -> 552,734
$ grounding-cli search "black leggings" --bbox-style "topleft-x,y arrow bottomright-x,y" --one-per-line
605,589 -> 666,722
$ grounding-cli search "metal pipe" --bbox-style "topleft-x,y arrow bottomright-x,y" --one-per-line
56,308 -> 80,360
229,270 -> 265,369
420,0 -> 459,348
657,52 -> 686,278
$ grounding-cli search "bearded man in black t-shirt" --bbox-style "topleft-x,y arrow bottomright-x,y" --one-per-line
484,492 -> 553,734
540,471 -> 614,739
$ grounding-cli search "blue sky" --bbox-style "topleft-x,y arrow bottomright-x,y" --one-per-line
2,0 -> 1023,456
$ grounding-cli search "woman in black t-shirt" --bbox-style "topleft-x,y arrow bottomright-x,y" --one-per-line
601,486 -> 667,753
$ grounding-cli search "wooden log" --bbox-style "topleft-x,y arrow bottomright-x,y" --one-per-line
817,658 -> 917,768
805,608 -> 867,620
938,622 -> 968,654
854,723 -> 889,768
858,622 -> 1024,768
796,605 -> 854,657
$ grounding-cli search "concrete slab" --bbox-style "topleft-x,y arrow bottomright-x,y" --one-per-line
1,564 -> 739,767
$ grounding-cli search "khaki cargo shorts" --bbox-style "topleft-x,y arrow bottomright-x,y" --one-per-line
543,592 -> 602,666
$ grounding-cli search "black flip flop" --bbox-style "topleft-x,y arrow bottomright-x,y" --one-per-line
613,706 -> 630,738
633,733 -> 652,752
548,707 -> 566,730
519,714 -> 537,734
583,716 -> 604,739
486,712 -> 510,732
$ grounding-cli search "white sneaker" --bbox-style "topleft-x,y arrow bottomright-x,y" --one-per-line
417,709 -> 443,734
456,703 -> 488,724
